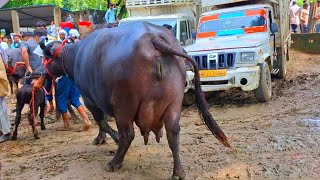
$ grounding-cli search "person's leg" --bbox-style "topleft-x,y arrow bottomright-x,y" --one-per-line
316,24 -> 320,33
304,25 -> 308,33
0,97 -> 11,143
45,77 -> 54,112
69,81 -> 92,131
56,76 -> 71,130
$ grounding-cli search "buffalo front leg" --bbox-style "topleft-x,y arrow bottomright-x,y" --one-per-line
106,120 -> 134,172
83,100 -> 118,144
164,107 -> 185,180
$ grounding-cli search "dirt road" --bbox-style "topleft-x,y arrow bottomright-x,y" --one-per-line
1,50 -> 320,180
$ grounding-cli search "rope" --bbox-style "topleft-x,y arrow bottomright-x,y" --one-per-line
26,89 -> 37,134
5,63 -> 19,76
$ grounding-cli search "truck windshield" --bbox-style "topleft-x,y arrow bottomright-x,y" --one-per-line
199,12 -> 266,37
120,19 -> 177,37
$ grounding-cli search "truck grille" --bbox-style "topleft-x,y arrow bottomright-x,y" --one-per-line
192,53 -> 236,70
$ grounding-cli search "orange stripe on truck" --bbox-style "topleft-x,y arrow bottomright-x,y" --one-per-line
245,9 -> 266,16
197,32 -> 217,38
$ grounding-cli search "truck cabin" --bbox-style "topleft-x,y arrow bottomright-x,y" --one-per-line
196,5 -> 278,40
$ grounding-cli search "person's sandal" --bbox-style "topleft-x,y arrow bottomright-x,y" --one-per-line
0,134 -> 11,143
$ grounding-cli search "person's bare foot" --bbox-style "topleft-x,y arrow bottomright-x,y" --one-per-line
48,101 -> 54,113
77,123 -> 92,132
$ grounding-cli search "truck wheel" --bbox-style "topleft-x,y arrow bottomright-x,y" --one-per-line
274,50 -> 287,79
182,90 -> 196,106
254,62 -> 272,102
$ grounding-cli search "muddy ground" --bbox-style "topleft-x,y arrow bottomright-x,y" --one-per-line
1,50 -> 320,180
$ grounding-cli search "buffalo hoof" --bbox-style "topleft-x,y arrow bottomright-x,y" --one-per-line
105,162 -> 122,172
34,135 -> 40,140
92,137 -> 105,145
172,176 -> 185,180
11,136 -> 17,140
41,126 -> 46,130
172,167 -> 186,180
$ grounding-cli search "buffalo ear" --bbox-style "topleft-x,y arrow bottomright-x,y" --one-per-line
39,40 -> 53,57
39,40 -> 46,50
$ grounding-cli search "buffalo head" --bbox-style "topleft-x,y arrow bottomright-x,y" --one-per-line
39,40 -> 67,78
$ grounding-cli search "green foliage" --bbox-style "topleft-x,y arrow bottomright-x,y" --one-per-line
2,0 -> 128,19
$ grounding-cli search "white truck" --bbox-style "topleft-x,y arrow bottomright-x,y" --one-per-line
183,0 -> 290,104
118,14 -> 194,46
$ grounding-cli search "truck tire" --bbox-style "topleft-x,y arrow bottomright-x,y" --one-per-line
274,50 -> 287,79
254,62 -> 272,102
182,89 -> 196,106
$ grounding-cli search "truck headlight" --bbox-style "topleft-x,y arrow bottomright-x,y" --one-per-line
241,52 -> 255,62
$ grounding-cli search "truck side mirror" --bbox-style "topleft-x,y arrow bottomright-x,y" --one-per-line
192,32 -> 197,39
271,23 -> 278,34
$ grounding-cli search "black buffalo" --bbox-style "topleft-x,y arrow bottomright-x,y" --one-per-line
5,48 -> 26,101
36,22 -> 231,179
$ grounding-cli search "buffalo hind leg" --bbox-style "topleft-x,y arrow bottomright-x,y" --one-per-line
164,106 -> 186,179
12,102 -> 24,140
83,100 -> 118,145
106,119 -> 134,172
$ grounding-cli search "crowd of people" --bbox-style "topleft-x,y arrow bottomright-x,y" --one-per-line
0,21 -> 92,143
290,0 -> 320,33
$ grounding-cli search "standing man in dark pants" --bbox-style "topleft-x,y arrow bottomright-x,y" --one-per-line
35,21 -> 55,112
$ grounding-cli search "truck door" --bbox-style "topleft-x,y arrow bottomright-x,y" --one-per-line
267,8 -> 276,58
180,20 -> 192,46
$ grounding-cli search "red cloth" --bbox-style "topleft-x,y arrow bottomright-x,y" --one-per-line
60,22 -> 73,29
79,21 -> 92,27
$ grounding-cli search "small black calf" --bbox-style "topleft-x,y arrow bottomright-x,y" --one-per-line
12,73 -> 46,140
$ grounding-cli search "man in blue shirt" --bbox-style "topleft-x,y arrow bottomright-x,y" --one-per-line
105,4 -> 118,24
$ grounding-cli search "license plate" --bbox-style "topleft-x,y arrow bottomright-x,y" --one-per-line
199,70 -> 227,78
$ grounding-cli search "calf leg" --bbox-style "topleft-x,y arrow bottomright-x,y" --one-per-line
84,101 -> 118,145
9,81 -> 14,103
106,115 -> 134,172
28,102 -> 40,139
12,103 -> 24,140
163,105 -> 185,180
39,97 -> 46,130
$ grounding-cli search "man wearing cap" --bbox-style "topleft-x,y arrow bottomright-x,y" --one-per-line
59,29 -> 68,41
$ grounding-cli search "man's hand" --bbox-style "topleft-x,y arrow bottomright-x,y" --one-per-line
27,66 -> 33,73
32,76 -> 45,91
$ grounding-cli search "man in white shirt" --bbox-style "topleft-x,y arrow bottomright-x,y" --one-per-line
0,36 -> 9,50
290,1 -> 302,33
315,0 -> 320,33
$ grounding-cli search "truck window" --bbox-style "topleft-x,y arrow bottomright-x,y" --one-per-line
198,9 -> 267,37
180,21 -> 188,44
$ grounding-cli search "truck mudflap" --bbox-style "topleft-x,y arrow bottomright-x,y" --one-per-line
185,66 -> 261,92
